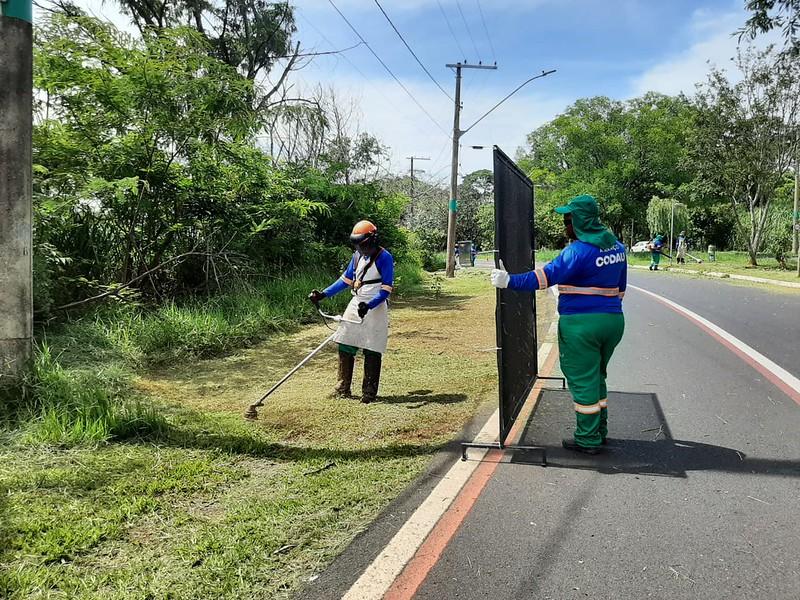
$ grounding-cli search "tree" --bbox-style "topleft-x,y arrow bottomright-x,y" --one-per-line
688,45 -> 800,265
740,0 -> 800,57
456,169 -> 493,245
517,93 -> 694,241
476,203 -> 494,249
646,196 -> 689,238
32,14 -> 339,305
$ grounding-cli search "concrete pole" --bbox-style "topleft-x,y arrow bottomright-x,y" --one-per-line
793,157 -> 798,256
410,156 -> 415,202
445,65 -> 462,278
669,199 -> 675,266
406,155 -> 429,219
0,2 -> 34,380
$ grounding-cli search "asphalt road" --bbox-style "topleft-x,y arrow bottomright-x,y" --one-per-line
299,270 -> 800,600
412,270 -> 800,599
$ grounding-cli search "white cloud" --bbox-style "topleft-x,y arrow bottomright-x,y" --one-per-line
630,5 -> 779,97
285,68 -> 568,178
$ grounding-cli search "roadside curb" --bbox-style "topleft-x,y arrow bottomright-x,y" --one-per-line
630,264 -> 800,290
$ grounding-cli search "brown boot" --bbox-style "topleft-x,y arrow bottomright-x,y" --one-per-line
333,351 -> 355,398
361,352 -> 382,404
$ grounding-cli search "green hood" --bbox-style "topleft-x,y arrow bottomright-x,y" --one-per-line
554,194 -> 618,249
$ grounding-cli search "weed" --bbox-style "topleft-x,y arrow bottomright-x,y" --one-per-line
0,344 -> 166,446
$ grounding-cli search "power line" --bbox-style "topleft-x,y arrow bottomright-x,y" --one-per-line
461,69 -> 556,136
455,0 -> 481,62
373,0 -> 453,101
297,8 -> 445,145
436,0 -> 467,60
270,42 -> 366,60
327,0 -> 451,138
474,0 -> 496,62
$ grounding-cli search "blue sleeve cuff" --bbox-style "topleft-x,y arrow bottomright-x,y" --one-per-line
366,288 -> 390,309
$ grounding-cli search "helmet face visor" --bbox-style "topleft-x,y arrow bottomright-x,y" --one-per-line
350,232 -> 377,253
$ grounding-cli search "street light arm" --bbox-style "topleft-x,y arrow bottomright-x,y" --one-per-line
460,69 -> 556,136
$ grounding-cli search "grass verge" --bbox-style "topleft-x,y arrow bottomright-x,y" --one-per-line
1,270 -> 557,599
536,248 -> 799,285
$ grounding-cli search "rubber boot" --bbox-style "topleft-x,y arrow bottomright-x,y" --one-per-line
333,351 -> 355,398
361,353 -> 382,404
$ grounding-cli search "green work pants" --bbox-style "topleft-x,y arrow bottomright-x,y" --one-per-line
650,251 -> 661,268
338,343 -> 381,357
558,313 -> 625,448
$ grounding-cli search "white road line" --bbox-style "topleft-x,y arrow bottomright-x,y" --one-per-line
341,414 -> 497,600
629,284 -> 800,403
341,342 -> 555,600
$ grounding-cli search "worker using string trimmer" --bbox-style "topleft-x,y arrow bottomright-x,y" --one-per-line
308,220 -> 394,404
490,195 -> 626,455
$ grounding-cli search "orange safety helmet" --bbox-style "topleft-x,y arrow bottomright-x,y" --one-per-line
350,220 -> 378,248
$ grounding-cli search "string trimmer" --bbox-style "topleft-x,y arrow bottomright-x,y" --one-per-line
243,306 -> 362,420
685,252 -> 703,264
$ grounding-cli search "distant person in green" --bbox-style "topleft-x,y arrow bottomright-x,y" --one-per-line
491,195 -> 626,454
648,234 -> 665,271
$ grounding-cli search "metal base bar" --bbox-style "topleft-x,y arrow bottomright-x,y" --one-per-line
460,441 -> 547,466
536,374 -> 566,389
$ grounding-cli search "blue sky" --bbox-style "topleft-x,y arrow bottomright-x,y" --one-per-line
289,0 -> 762,177
64,0 -> 763,178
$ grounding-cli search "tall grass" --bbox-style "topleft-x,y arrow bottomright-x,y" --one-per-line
48,269 -> 350,368
1,344 -> 167,445
3,265 -> 425,445
127,270 -> 350,364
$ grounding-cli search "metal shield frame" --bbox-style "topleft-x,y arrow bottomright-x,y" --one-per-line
460,146 -> 564,464
492,146 -> 538,443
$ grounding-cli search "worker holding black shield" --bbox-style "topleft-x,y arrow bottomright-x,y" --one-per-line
491,195 -> 626,454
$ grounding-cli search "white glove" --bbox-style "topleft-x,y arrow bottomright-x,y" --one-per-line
490,260 -> 510,289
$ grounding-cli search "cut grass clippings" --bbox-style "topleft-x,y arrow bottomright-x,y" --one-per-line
1,269 -> 557,599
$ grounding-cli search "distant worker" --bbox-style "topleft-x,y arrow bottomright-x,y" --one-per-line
676,231 -> 687,264
308,220 -> 394,403
490,195 -> 626,454
648,234 -> 665,271
470,244 -> 478,267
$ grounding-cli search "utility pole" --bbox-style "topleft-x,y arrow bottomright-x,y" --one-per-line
794,156 -> 799,277
630,218 -> 635,250
669,199 -> 675,266
0,0 -> 33,381
445,62 -> 498,278
793,156 -> 798,257
406,156 -> 429,212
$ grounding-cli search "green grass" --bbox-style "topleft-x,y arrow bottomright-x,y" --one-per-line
535,248 -> 799,285
3,265 -> 428,447
627,250 -> 800,283
0,270 -> 556,599
45,269 -> 353,371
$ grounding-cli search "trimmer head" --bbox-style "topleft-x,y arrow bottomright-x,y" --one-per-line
244,405 -> 259,420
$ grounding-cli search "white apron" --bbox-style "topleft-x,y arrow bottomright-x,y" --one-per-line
333,254 -> 389,354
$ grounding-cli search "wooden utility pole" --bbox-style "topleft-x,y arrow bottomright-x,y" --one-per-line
445,62 -> 497,278
0,0 -> 33,380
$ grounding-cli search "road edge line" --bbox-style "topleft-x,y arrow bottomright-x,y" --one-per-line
340,412 -> 499,599
381,341 -> 560,600
629,284 -> 800,406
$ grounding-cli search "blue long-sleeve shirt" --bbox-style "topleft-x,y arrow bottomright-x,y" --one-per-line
508,240 -> 627,315
323,249 -> 394,309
